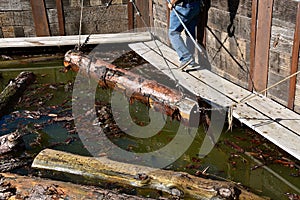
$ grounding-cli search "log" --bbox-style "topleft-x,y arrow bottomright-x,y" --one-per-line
32,149 -> 267,199
0,72 -> 36,119
0,173 -> 155,200
0,129 -> 27,155
63,50 -> 200,126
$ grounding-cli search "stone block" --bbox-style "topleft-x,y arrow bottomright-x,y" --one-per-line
23,25 -> 35,37
14,26 -> 25,37
1,26 -> 15,38
0,12 -> 13,25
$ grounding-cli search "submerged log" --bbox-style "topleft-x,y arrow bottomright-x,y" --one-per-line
63,50 -> 200,126
32,149 -> 267,199
0,71 -> 36,119
0,173 -> 154,200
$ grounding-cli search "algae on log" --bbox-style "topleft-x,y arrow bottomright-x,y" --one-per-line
32,149 -> 267,200
63,50 -> 200,126
0,173 -> 155,200
0,71 -> 36,119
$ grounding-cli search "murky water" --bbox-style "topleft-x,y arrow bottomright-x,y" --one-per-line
0,57 -> 299,199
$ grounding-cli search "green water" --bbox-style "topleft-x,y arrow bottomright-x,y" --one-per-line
0,59 -> 299,199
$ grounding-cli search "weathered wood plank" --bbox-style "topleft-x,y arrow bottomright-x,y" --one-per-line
56,0 -> 65,36
128,42 -> 234,107
0,32 -> 151,48
139,40 -> 300,136
30,0 -> 50,36
251,0 -> 274,92
129,40 -> 300,160
288,2 -> 300,109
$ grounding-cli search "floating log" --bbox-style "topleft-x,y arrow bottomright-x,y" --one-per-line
0,71 -> 36,119
63,50 -> 199,125
32,149 -> 267,199
0,173 -> 154,200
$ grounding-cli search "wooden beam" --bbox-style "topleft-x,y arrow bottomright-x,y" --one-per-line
149,0 -> 154,27
30,0 -> 50,36
56,0 -> 65,36
288,2 -> 300,109
251,0 -> 274,93
136,1 -> 149,28
249,0 -> 258,91
0,32 -> 152,48
128,1 -> 134,30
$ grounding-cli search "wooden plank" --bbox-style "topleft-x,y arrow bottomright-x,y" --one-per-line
251,0 -> 274,93
136,1 -> 150,28
141,40 -> 300,135
234,103 -> 300,161
149,0 -> 154,27
129,40 -> 300,160
128,0 -> 134,30
30,0 -> 50,36
288,2 -> 300,109
249,0 -> 258,91
56,0 -> 65,36
128,42 -> 233,107
0,32 -> 152,48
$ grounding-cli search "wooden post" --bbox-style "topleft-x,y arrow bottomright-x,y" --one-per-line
249,0 -> 258,91
250,0 -> 274,93
56,0 -> 65,36
149,0 -> 154,27
288,3 -> 300,109
136,1 -> 150,28
30,0 -> 50,36
128,1 -> 134,30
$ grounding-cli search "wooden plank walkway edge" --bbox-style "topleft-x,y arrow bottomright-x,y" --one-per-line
0,32 -> 151,48
129,40 -> 300,161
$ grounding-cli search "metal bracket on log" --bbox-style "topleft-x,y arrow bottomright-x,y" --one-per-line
63,50 -> 199,126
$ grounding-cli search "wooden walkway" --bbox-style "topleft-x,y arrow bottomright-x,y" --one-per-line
0,32 -> 151,48
129,40 -> 300,161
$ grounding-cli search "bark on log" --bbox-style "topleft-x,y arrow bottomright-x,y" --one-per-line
0,71 -> 36,119
63,50 -> 199,126
0,129 -> 27,155
32,149 -> 267,200
0,173 -> 155,200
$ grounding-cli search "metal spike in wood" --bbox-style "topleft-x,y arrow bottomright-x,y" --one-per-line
63,50 -> 200,126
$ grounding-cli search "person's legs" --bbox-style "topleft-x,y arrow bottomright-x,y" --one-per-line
168,1 -> 201,67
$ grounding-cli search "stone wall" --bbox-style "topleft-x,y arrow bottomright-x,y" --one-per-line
0,0 -> 128,38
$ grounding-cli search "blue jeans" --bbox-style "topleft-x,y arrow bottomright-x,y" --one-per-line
168,1 -> 201,65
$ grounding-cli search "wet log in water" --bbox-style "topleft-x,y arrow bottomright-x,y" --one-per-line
0,71 -> 36,119
32,149 -> 267,200
63,50 -> 200,126
0,173 -> 154,200
0,129 -> 27,155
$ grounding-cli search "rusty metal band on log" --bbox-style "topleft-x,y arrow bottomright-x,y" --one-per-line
63,50 -> 199,125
